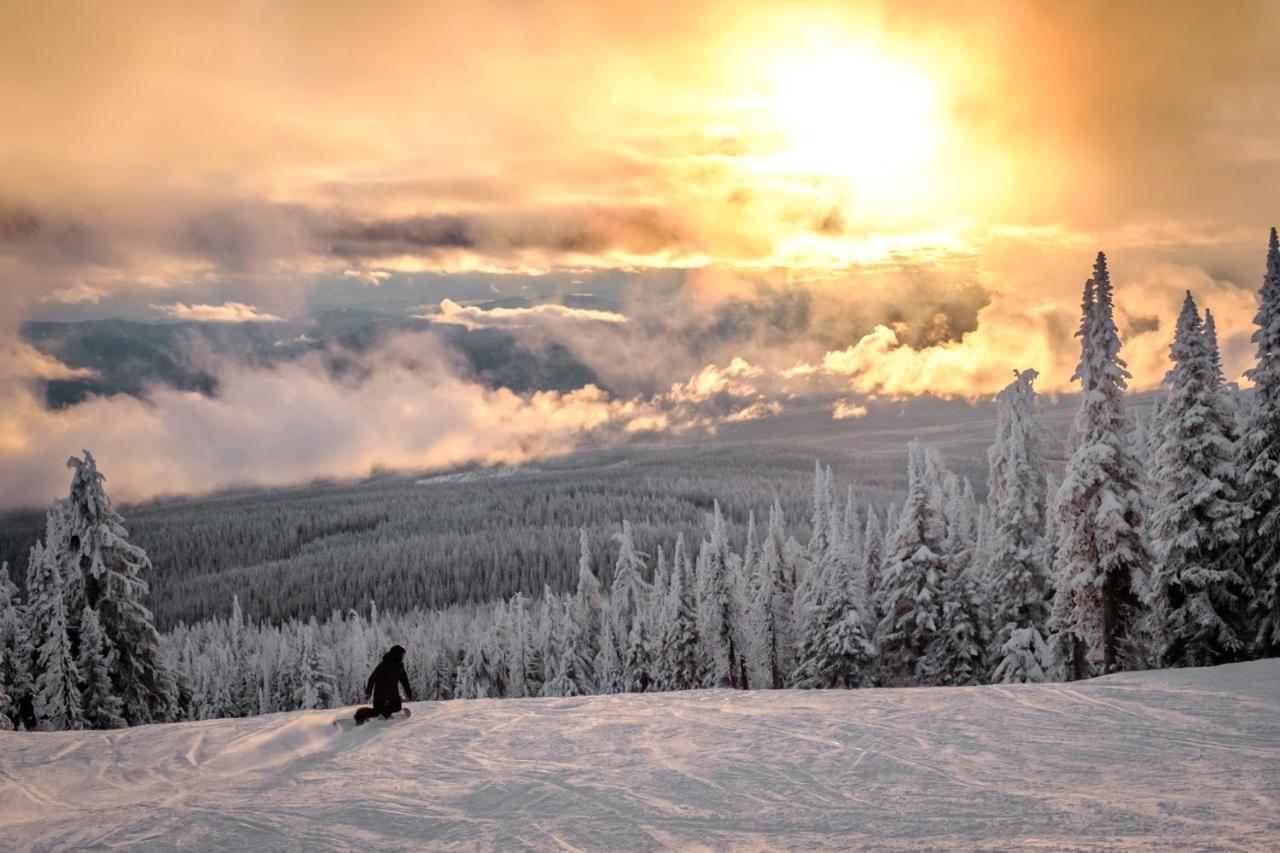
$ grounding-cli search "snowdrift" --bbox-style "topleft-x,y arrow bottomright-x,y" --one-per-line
2,660 -> 1278,851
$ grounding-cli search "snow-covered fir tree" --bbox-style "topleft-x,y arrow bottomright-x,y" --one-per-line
750,502 -> 793,688
695,503 -> 741,688
1147,292 -> 1249,666
0,566 -> 32,726
58,452 -> 175,724
27,541 -> 83,730
655,534 -> 699,691
875,440 -> 945,686
792,560 -> 876,689
1054,255 -> 1150,675
860,507 -> 885,621
609,521 -> 648,653
1239,227 -> 1280,655
921,472 -> 984,686
77,605 -> 125,729
984,369 -> 1053,681
573,529 -> 603,673
594,617 -> 623,694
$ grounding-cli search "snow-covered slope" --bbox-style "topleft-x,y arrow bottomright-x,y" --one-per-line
3,661 -> 1278,851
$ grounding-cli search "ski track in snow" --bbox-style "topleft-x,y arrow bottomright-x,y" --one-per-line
2,660 -> 1278,851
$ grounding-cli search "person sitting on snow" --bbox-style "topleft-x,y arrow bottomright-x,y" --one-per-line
17,689 -> 37,731
354,645 -> 413,724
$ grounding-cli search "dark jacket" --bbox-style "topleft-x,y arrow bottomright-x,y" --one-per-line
18,692 -> 36,731
366,646 -> 413,708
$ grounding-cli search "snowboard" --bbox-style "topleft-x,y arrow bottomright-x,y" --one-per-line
333,706 -> 411,731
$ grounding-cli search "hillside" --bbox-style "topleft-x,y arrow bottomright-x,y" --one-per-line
3,660 -> 1276,851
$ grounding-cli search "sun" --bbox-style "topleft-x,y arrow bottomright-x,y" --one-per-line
762,45 -> 943,203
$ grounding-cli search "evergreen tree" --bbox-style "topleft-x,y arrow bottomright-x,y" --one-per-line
624,608 -> 654,693
594,617 -> 623,694
874,441 -> 945,685
1239,227 -> 1280,655
0,567 -> 32,726
860,507 -> 885,621
985,369 -> 1053,681
294,620 -> 334,710
752,502 -> 793,688
695,503 -> 740,687
656,534 -> 699,691
77,605 -> 125,728
542,601 -> 587,698
991,626 -> 1053,684
59,452 -> 176,723
793,564 -> 876,689
1148,293 -> 1249,666
609,521 -> 648,646
1054,255 -> 1149,675
27,541 -> 83,730
572,529 -> 603,671
921,472 -> 984,685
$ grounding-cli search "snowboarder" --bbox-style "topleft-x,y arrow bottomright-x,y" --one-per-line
17,690 -> 36,731
353,645 -> 413,724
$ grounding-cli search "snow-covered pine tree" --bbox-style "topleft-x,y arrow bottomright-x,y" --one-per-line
792,561 -> 876,689
921,472 -> 985,686
1054,255 -> 1149,675
793,465 -> 836,667
984,369 -> 1053,681
58,452 -> 175,724
573,529 -> 603,672
77,605 -> 125,728
695,503 -> 740,688
294,619 -> 334,710
542,599 -> 587,698
0,668 -> 10,730
624,606 -> 654,692
751,502 -> 794,688
609,521 -> 649,649
991,626 -> 1053,684
593,616 -> 623,694
842,487 -> 864,574
0,566 -> 32,726
27,541 -> 83,730
1239,228 -> 1280,656
874,440 -> 945,686
1148,293 -> 1249,666
860,507 -> 885,622
504,592 -> 531,698
656,534 -> 699,691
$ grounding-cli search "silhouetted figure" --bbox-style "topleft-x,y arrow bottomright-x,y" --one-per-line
18,690 -> 37,731
354,645 -> 413,724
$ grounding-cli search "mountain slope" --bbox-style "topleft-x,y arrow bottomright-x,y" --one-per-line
3,660 -> 1277,851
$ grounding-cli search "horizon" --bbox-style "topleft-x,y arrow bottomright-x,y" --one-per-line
2,0 -> 1279,505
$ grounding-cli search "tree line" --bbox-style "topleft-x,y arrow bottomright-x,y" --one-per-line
2,231 -> 1278,728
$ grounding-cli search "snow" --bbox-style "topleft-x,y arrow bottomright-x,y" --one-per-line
3,660 -> 1278,851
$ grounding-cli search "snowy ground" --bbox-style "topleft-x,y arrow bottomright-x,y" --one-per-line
2,661 -> 1278,851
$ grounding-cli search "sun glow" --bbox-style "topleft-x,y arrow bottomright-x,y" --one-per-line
761,45 -> 944,207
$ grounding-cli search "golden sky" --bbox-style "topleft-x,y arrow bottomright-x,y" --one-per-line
1,0 -> 1279,502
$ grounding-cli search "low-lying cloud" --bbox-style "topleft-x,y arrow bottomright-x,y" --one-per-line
153,302 -> 285,323
0,332 -> 786,508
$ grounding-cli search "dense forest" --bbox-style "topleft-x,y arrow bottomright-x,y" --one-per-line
4,234 -> 1280,729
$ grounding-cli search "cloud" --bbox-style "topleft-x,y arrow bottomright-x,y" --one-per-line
429,298 -> 628,330
343,269 -> 391,286
40,283 -> 109,305
0,333 -> 790,508
152,302 -> 285,323
721,400 -> 782,423
832,399 -> 868,420
666,357 -> 764,403
0,341 -> 96,382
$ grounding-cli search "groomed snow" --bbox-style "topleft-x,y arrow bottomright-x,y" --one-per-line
3,660 -> 1278,851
